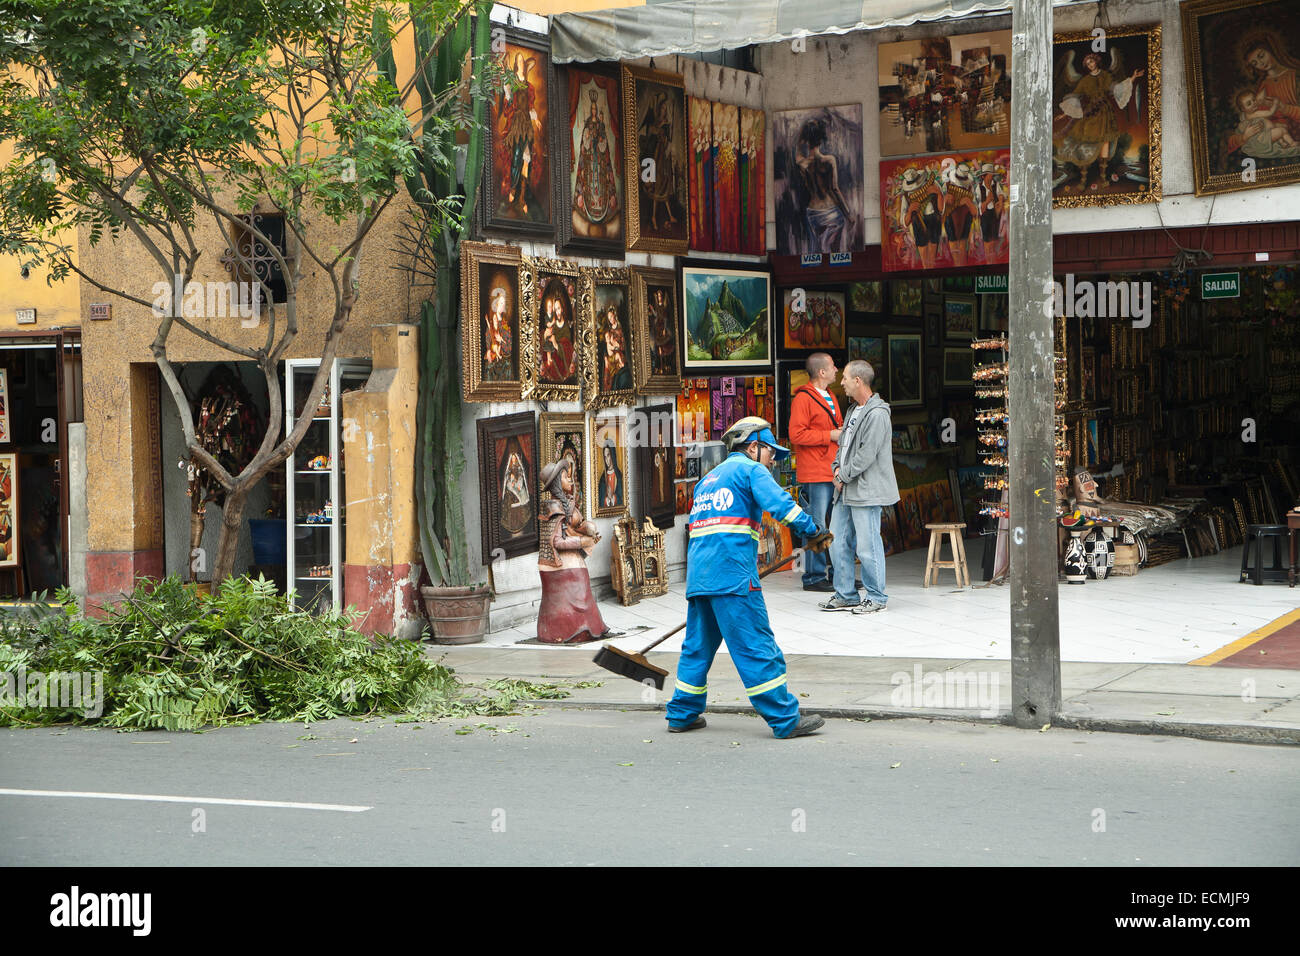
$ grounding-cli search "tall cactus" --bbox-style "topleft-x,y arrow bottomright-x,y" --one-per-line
377,2 -> 489,587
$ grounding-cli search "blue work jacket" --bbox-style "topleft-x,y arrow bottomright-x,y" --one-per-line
686,452 -> 819,597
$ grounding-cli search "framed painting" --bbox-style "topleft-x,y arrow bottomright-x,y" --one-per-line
520,257 -> 585,402
1182,0 -> 1300,196
0,368 -> 9,443
636,402 -> 676,529
780,287 -> 845,352
580,266 -> 635,410
891,279 -> 923,316
924,305 -> 941,347
539,412 -> 589,514
772,104 -> 865,255
944,295 -> 977,339
1053,24 -> 1162,206
476,411 -> 539,560
631,266 -> 681,396
461,241 -> 524,402
944,347 -> 974,386
623,64 -> 689,253
676,377 -> 711,444
480,27 -> 559,239
680,262 -> 772,372
710,376 -> 746,440
887,334 -> 923,407
880,150 -> 1011,272
558,63 -> 624,255
589,413 -> 630,518
0,452 -> 16,568
877,30 -> 1012,158
849,281 -> 884,314
980,293 -> 1009,332
848,335 -> 883,370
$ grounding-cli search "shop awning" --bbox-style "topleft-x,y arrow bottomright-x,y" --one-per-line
550,0 -> 1019,64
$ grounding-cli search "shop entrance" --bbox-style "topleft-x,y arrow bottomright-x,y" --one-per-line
0,333 -> 81,600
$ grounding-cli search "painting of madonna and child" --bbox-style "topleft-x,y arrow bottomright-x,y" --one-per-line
1182,0 -> 1300,195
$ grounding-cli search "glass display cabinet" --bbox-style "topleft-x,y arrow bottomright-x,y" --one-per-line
284,358 -> 371,612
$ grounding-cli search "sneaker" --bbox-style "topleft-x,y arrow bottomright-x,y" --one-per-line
667,717 -> 706,733
802,580 -> 835,593
819,595 -> 861,611
851,601 -> 885,615
783,714 -> 825,738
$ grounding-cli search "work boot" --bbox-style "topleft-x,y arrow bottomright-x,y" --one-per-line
782,714 -> 825,738
668,716 -> 707,733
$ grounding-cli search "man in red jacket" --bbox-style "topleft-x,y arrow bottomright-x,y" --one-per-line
788,352 -> 843,591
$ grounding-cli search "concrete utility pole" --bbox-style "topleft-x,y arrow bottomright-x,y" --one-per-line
1007,0 -> 1061,727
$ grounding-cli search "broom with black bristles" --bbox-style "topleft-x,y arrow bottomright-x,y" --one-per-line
593,531 -> 834,688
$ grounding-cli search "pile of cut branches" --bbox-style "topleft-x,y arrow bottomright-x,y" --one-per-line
0,576 -> 563,730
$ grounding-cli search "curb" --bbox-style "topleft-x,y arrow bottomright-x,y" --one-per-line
522,698 -> 1300,746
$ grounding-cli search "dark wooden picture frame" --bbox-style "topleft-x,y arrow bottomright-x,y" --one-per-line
558,62 -> 625,256
479,26 -> 561,239
589,413 -> 630,519
477,411 -> 539,560
679,259 -> 773,374
636,402 -> 676,530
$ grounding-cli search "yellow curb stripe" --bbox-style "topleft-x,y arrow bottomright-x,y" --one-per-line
1188,607 -> 1300,666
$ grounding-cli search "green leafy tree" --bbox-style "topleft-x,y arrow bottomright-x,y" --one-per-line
0,0 -> 476,584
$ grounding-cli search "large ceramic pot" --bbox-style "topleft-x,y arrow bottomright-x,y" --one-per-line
1063,531 -> 1088,585
420,585 -> 490,644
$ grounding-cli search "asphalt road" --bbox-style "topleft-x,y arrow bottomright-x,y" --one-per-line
2,708 -> 1298,866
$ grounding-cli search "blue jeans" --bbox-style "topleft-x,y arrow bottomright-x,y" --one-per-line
799,482 -> 834,586
666,591 -> 802,738
831,502 -> 888,606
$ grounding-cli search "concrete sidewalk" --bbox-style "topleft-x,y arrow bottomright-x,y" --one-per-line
431,644 -> 1300,746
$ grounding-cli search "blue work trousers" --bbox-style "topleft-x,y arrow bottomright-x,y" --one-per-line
666,590 -> 801,738
799,481 -> 834,586
831,502 -> 888,606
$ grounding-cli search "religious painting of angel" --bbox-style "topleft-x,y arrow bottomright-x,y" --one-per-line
1053,24 -> 1162,206
482,30 -> 557,237
1182,0 -> 1300,195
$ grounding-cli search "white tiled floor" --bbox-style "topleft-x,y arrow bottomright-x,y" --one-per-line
484,546 -> 1300,665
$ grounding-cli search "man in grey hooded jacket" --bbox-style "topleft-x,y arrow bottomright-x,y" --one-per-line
820,359 -> 900,613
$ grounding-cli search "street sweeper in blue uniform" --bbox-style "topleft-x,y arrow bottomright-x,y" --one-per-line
666,416 -> 828,739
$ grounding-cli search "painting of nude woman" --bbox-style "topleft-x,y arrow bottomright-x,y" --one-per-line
772,105 -> 865,256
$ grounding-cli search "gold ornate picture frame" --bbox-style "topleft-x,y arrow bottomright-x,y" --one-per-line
1182,0 -> 1300,196
521,257 -> 586,402
630,266 -> 681,396
580,265 -> 636,410
622,63 -> 689,254
588,413 -> 629,519
1052,23 -> 1162,207
461,241 -> 524,403
539,411 -> 589,515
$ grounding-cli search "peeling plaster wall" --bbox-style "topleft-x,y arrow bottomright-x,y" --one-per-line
77,190 -> 421,577
756,0 -> 1300,241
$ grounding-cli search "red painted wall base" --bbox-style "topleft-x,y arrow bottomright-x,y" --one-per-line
84,549 -> 164,615
343,563 -> 422,638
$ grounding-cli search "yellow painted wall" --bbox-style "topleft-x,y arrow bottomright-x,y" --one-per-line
0,141 -> 81,332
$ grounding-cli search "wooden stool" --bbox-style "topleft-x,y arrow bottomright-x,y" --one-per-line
924,523 -> 970,588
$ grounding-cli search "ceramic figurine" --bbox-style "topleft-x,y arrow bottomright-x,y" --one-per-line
1064,530 -> 1088,584
535,459 -> 617,644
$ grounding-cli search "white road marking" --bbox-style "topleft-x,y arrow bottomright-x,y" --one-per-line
0,788 -> 371,812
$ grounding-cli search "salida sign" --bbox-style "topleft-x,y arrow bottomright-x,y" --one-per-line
1199,272 -> 1240,300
